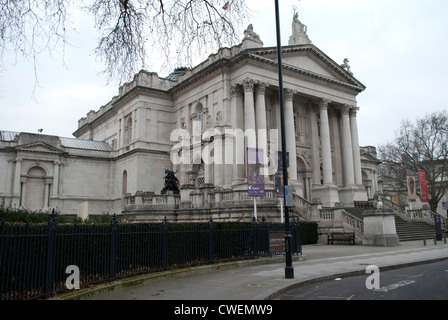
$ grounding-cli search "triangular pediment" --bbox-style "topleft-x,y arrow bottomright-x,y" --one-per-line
361,151 -> 381,164
249,44 -> 365,92
282,52 -> 344,81
15,141 -> 65,154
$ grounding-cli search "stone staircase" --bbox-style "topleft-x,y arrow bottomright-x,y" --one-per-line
394,215 -> 444,242
344,207 -> 445,242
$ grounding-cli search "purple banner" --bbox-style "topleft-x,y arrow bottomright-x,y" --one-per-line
247,147 -> 265,197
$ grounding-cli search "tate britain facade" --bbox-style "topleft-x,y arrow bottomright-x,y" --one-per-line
0,16 -> 382,222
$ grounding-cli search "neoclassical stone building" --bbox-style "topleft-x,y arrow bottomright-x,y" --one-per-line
0,15 -> 380,222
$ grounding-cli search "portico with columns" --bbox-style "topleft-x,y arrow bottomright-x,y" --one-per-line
222,77 -> 367,207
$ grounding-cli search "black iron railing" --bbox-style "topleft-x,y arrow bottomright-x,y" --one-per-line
0,211 -> 301,300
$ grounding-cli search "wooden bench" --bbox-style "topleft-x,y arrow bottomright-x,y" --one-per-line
354,200 -> 373,208
327,232 -> 355,245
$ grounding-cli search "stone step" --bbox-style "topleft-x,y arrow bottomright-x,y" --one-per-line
344,208 -> 444,242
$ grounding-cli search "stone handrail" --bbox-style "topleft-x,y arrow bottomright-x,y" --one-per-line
218,189 -> 277,203
124,188 -> 315,221
406,209 -> 424,220
292,193 -> 312,216
125,192 -> 180,209
319,208 -> 334,220
342,210 -> 364,233
382,198 -> 405,214
382,197 -> 448,230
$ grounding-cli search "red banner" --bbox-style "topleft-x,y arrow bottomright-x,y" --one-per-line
418,170 -> 429,202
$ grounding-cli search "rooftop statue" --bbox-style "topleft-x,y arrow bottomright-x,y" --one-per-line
293,11 -> 307,34
243,24 -> 261,42
341,58 -> 353,75
288,7 -> 311,45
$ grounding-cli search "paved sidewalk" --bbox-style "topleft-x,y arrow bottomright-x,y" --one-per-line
66,240 -> 448,300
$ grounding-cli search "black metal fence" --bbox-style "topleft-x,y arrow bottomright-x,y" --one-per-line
0,212 -> 301,300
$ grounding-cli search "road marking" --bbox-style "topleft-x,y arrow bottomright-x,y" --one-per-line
318,296 -> 349,300
374,280 -> 415,292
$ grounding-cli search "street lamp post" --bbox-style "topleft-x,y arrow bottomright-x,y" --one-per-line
274,0 -> 294,279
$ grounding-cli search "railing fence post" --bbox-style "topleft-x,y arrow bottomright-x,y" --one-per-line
45,208 -> 57,297
252,216 -> 258,259
208,218 -> 214,264
261,216 -> 268,255
110,214 -> 118,279
162,216 -> 168,270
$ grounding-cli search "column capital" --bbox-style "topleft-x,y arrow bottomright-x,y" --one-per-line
230,84 -> 243,97
349,106 -> 360,117
255,81 -> 268,95
284,88 -> 295,101
341,104 -> 351,115
242,78 -> 255,92
317,98 -> 331,110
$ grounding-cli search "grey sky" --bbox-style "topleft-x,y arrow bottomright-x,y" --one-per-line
0,0 -> 446,148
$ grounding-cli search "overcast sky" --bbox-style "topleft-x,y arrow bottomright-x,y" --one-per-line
0,0 -> 447,148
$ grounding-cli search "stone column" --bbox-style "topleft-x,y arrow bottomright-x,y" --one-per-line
243,78 -> 256,149
318,99 -> 333,186
350,107 -> 363,186
341,105 -> 355,186
255,82 -> 268,169
44,181 -> 51,208
6,159 -> 13,197
222,67 -> 233,187
284,89 -> 298,181
52,160 -> 60,196
309,104 -> 321,185
13,158 -> 22,196
230,84 -> 245,184
20,180 -> 26,208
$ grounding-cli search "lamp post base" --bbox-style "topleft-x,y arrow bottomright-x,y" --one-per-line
285,266 -> 294,279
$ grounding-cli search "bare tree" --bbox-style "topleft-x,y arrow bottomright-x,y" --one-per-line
378,110 -> 448,212
0,0 -> 71,80
0,0 -> 251,85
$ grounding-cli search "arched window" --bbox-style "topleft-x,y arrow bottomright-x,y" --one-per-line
128,117 -> 133,142
124,116 -> 133,144
196,103 -> 204,133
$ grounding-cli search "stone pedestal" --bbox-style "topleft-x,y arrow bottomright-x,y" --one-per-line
180,184 -> 194,206
339,186 -> 368,207
312,184 -> 340,208
362,209 -> 399,246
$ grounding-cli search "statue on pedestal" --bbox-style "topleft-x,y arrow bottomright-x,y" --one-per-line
161,169 -> 180,194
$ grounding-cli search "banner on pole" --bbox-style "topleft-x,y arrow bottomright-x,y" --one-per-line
418,170 -> 429,202
275,151 -> 289,198
406,172 -> 416,201
247,147 -> 265,197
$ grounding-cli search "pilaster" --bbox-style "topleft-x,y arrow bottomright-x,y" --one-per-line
284,89 -> 298,182
318,98 -> 333,186
341,105 -> 355,186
